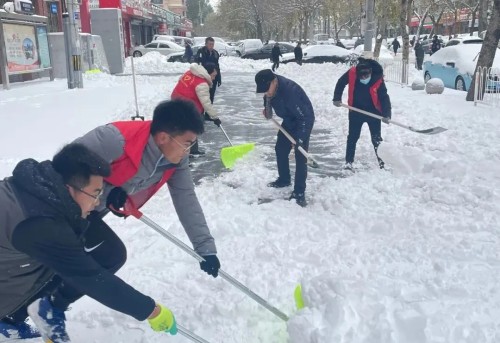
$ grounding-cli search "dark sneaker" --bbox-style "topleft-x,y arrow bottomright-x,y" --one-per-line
267,178 -> 291,188
0,320 -> 41,340
27,297 -> 70,343
289,192 -> 307,207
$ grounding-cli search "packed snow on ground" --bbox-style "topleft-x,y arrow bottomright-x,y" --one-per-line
1,58 -> 500,343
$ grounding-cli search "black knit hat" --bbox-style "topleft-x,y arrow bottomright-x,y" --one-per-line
356,60 -> 372,78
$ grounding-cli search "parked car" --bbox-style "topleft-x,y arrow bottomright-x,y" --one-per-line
353,44 -> 394,66
282,44 -> 357,64
167,46 -> 201,62
235,39 -> 263,56
423,44 -> 500,91
131,40 -> 184,57
241,42 -> 295,60
191,37 -> 236,56
445,36 -> 483,47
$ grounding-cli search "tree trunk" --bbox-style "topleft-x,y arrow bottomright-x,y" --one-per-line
303,10 -> 310,41
478,0 -> 488,33
466,0 -> 500,101
400,0 -> 412,62
429,9 -> 444,37
256,18 -> 263,40
374,0 -> 388,58
470,4 -> 479,36
415,7 -> 430,38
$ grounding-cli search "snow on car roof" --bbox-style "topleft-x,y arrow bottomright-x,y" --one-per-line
429,44 -> 500,75
303,44 -> 353,57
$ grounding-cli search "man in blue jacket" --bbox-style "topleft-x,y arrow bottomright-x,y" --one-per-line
255,69 -> 315,207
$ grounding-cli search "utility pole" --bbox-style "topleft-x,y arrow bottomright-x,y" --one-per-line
62,0 -> 83,89
364,0 -> 375,58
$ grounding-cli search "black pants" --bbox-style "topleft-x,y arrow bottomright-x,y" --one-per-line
416,56 -> 423,70
275,122 -> 313,194
209,82 -> 217,104
346,115 -> 383,164
4,212 -> 127,322
272,60 -> 280,71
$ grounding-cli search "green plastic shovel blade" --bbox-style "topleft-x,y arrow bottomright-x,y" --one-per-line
220,143 -> 255,169
294,284 -> 305,310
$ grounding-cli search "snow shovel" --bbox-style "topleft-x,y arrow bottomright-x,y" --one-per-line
341,104 -> 447,135
113,199 -> 289,322
177,324 -> 212,343
270,118 -> 319,168
130,56 -> 144,121
219,124 -> 255,169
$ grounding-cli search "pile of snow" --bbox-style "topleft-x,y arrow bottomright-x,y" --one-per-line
412,78 -> 426,90
426,78 -> 445,94
354,44 -> 394,66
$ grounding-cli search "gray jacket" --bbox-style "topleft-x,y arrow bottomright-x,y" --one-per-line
74,124 -> 217,255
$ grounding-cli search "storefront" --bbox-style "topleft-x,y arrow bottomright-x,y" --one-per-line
80,0 -> 174,55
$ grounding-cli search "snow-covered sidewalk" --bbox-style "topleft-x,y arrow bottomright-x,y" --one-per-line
1,58 -> 500,343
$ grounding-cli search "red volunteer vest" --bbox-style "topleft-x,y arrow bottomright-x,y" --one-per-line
348,67 -> 383,113
171,70 -> 208,114
105,121 -> 176,210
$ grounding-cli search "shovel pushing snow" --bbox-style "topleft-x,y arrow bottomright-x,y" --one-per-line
218,124 -> 255,168
113,199 -> 289,322
341,104 -> 447,135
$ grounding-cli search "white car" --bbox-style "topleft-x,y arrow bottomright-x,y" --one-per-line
282,44 -> 357,64
192,37 -> 236,56
354,44 -> 394,66
445,36 -> 483,47
131,41 -> 184,57
235,39 -> 263,56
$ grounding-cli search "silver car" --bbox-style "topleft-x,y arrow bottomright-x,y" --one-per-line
132,41 -> 184,57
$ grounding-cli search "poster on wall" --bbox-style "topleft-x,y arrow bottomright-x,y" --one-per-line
2,23 -> 40,73
36,26 -> 51,68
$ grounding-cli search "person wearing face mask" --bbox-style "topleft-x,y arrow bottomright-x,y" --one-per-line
333,58 -> 392,169
0,144 -> 179,342
171,62 -> 222,155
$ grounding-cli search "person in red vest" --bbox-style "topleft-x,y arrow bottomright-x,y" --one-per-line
171,63 -> 221,155
333,58 -> 392,169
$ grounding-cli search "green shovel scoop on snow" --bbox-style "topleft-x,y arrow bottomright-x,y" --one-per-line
219,125 -> 255,168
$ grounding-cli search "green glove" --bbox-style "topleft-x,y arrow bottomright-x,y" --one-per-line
148,304 -> 177,335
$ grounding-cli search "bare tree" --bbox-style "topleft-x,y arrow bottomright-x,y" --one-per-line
374,0 -> 390,57
400,0 -> 414,63
466,0 -> 500,101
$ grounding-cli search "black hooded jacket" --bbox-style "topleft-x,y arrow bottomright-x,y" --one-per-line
0,159 -> 155,321
333,58 -> 392,119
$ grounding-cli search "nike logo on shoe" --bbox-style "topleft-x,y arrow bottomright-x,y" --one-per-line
83,241 -> 104,253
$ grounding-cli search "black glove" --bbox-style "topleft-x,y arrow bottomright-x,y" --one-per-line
213,118 -> 222,127
203,112 -> 213,121
106,187 -> 128,217
200,255 -> 220,278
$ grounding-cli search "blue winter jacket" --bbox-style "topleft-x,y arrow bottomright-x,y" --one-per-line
265,75 -> 315,143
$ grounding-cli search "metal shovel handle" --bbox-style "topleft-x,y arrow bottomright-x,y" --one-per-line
177,324 -> 212,343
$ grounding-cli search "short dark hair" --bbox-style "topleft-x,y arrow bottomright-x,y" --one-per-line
205,37 -> 215,44
203,62 -> 217,74
52,143 -> 111,188
151,99 -> 204,136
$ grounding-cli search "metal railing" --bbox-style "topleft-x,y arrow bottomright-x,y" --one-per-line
375,58 -> 410,85
474,66 -> 500,107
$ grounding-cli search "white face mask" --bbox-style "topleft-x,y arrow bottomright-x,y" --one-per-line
360,76 -> 371,85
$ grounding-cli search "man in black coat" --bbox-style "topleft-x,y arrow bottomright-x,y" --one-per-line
271,43 -> 282,71
414,40 -> 425,70
0,144 -> 178,342
333,58 -> 392,169
294,42 -> 303,65
196,37 -> 221,104
255,69 -> 315,207
431,35 -> 441,55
